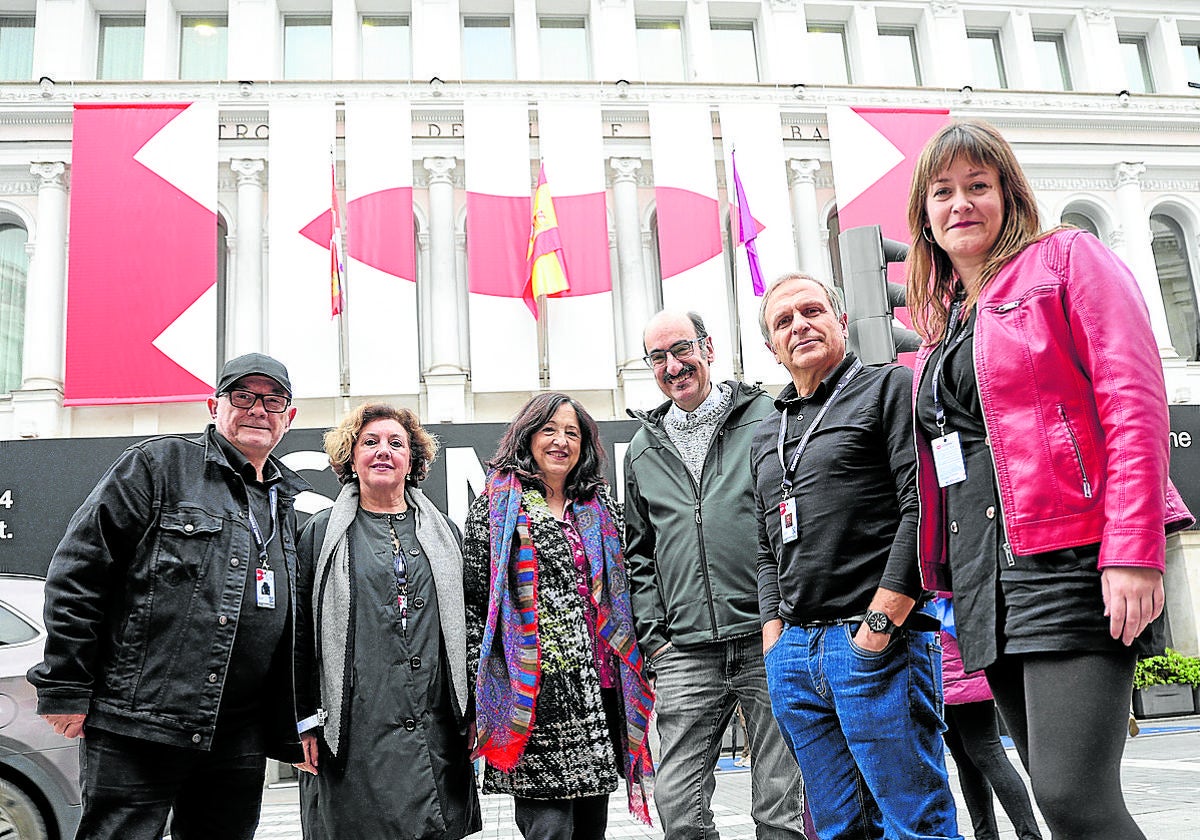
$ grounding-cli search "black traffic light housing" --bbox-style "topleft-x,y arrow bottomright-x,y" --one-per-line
838,224 -> 921,364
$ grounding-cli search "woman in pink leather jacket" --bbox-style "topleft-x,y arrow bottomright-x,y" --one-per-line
904,120 -> 1192,840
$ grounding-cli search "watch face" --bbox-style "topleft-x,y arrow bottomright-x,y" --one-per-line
865,611 -> 891,633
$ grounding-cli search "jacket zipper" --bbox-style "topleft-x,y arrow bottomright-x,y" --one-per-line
977,301 -> 1016,567
1057,405 -> 1094,498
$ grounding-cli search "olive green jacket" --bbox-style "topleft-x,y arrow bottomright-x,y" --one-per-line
624,381 -> 774,657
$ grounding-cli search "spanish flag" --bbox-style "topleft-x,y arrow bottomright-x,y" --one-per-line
523,163 -> 570,318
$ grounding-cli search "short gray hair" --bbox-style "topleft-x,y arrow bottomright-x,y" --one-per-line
758,273 -> 845,340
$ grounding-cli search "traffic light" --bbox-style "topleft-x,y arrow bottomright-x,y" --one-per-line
837,224 -> 921,364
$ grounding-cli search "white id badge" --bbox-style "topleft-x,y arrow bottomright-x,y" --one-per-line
779,497 -> 799,544
932,432 -> 967,487
255,568 -> 276,609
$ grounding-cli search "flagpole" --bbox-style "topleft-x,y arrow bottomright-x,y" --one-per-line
332,143 -> 351,414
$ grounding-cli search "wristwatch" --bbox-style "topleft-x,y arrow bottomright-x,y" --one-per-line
863,609 -> 897,635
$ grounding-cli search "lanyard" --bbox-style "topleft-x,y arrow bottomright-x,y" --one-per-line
775,357 -> 863,502
247,486 -> 278,569
930,293 -> 967,433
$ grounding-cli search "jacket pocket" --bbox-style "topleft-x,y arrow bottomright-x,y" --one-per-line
154,507 -> 224,585
1056,404 -> 1095,500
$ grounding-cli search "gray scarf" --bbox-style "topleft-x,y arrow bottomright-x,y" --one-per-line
313,482 -> 468,757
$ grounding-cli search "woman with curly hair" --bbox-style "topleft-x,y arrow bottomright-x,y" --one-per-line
463,392 -> 654,840
294,403 -> 481,840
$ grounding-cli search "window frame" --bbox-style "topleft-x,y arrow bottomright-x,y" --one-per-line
360,14 -> 412,80
1032,31 -> 1072,91
178,15 -> 228,81
806,22 -> 852,85
876,25 -> 921,87
965,28 -> 1007,89
282,15 -> 333,80
635,18 -> 687,83
1118,34 -> 1154,93
709,20 -> 760,83
0,15 -> 36,81
1183,37 -> 1200,87
462,16 -> 516,81
97,15 -> 146,81
537,16 -> 590,81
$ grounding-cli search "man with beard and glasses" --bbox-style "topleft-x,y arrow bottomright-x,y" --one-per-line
624,310 -> 809,840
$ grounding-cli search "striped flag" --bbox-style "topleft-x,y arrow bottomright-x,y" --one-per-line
524,163 -> 570,318
330,158 -> 346,317
730,148 -> 765,296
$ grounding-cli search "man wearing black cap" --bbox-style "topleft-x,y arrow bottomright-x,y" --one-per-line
30,353 -> 308,840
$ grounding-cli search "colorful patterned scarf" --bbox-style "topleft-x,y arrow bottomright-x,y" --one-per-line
475,470 -> 541,772
475,471 -> 656,823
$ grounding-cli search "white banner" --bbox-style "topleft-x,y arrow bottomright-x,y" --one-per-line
267,101 -> 339,399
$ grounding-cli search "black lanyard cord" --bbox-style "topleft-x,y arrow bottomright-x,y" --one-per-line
775,357 -> 863,502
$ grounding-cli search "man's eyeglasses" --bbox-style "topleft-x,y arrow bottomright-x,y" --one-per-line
223,389 -> 291,414
643,336 -> 708,369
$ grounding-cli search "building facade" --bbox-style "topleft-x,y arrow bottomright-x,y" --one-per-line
2,0 -> 1200,647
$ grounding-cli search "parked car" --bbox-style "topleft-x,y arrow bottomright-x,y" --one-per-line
0,575 -> 81,840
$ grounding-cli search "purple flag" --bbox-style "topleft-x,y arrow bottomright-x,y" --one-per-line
731,150 -> 765,295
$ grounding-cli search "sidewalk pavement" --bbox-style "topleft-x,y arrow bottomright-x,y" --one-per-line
255,718 -> 1200,840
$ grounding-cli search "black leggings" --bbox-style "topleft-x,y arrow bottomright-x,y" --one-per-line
943,700 -> 1042,840
985,651 -> 1142,840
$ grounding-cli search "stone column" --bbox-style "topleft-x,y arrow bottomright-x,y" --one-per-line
610,158 -> 651,366
14,162 -> 69,437
788,159 -> 826,282
21,162 -> 68,392
609,157 -> 660,411
422,157 -> 468,422
230,159 -> 266,357
1113,162 -> 1175,357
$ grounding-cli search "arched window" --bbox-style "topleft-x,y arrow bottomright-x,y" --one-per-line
0,221 -> 29,393
1150,214 -> 1200,361
1061,211 -> 1099,237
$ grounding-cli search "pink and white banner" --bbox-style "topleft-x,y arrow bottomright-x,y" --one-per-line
344,101 -> 418,395
65,102 -> 217,405
828,106 -> 950,360
538,100 -> 616,391
718,104 -> 794,385
648,103 -> 732,380
269,101 -> 339,399
464,100 -> 537,393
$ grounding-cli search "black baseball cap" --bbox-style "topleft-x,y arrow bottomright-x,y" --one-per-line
216,353 -> 293,397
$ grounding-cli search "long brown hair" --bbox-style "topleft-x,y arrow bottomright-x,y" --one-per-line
904,120 -> 1046,342
488,392 -> 607,502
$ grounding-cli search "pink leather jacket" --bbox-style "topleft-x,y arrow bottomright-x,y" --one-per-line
914,229 -> 1193,593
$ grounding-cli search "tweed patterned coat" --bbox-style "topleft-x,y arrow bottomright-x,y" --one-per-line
463,487 -> 622,799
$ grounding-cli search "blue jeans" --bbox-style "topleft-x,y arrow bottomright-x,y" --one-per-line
651,635 -> 807,840
764,623 -> 961,840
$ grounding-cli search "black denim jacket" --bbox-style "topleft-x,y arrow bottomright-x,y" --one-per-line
29,426 -> 309,760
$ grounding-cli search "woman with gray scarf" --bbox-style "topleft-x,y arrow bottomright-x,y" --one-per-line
294,403 -> 481,840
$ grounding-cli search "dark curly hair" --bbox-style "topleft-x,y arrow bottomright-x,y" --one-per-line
487,393 -> 607,502
323,402 -> 438,486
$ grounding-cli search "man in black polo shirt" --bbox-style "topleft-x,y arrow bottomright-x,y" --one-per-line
31,353 -> 307,840
751,273 -> 960,840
